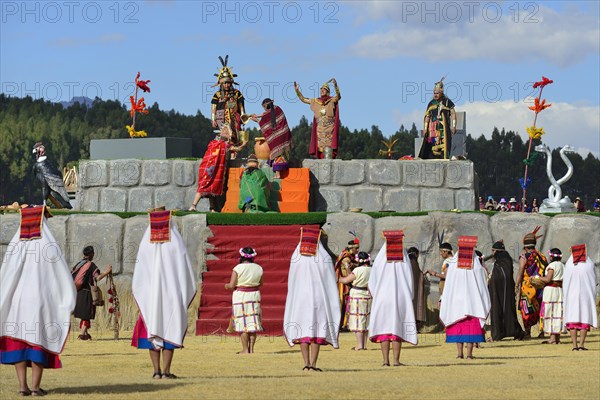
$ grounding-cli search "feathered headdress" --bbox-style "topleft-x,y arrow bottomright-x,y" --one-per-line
523,226 -> 543,247
213,55 -> 238,86
434,75 -> 446,93
347,230 -> 360,248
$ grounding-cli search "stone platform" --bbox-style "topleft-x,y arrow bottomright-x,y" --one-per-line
76,159 -> 479,212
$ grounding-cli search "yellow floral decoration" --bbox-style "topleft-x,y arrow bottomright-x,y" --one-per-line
126,125 -> 148,138
526,126 -> 545,140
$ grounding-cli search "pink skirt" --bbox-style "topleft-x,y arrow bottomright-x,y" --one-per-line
292,337 -> 330,346
370,334 -> 405,343
565,323 -> 591,331
446,316 -> 485,343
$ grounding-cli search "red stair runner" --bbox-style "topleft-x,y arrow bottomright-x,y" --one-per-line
196,224 -> 316,336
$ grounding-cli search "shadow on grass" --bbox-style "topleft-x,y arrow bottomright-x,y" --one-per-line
51,383 -> 181,395
62,353 -> 137,357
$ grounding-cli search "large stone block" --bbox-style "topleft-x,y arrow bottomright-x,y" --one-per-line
46,215 -> 68,259
430,211 -> 493,252
155,187 -> 186,210
403,161 -> 445,188
76,187 -> 101,211
420,189 -> 455,211
324,213 -> 374,254
372,215 -> 437,255
454,189 -> 477,211
142,160 -> 171,186
173,160 -> 196,187
490,212 -> 551,261
122,216 -> 149,276
0,213 -> 19,244
383,188 -> 420,212
367,160 -> 402,185
109,159 -> 141,187
445,161 -> 474,189
313,187 -> 346,212
543,215 -> 600,263
66,215 -> 124,272
348,187 -> 383,212
333,160 -> 365,186
302,159 -> 333,185
128,187 -> 155,212
181,214 -> 208,278
100,188 -> 128,212
78,160 -> 108,188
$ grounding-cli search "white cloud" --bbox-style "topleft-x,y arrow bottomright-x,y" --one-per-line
349,3 -> 599,67
50,34 -> 126,48
393,100 -> 600,158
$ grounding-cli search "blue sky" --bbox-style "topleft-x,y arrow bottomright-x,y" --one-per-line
2,0 -> 599,156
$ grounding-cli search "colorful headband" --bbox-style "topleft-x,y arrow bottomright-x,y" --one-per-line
355,254 -> 371,264
547,250 -> 562,258
239,248 -> 257,258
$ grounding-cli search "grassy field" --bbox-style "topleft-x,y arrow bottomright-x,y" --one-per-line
1,326 -> 598,399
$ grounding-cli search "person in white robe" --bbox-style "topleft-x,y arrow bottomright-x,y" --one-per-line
563,245 -> 598,351
439,242 -> 491,359
283,227 -> 340,371
0,206 -> 76,396
131,209 -> 196,379
368,243 -> 418,366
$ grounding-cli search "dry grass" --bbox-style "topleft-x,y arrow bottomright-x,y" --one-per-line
1,326 -> 598,399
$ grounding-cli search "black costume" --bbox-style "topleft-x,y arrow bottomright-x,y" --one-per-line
489,251 -> 525,341
32,155 -> 72,209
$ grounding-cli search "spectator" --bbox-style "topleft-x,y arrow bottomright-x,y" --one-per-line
497,198 -> 508,212
593,198 -> 600,212
531,199 -> 539,213
574,197 -> 585,212
508,197 -> 520,212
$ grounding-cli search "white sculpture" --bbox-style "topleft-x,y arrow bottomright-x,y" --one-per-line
535,144 -> 576,212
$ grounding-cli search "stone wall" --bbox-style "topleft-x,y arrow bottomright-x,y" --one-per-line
76,159 -> 211,212
1,212 -> 598,327
76,159 -> 478,212
303,159 -> 478,212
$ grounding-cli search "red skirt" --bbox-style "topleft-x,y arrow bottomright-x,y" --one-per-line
0,337 -> 61,369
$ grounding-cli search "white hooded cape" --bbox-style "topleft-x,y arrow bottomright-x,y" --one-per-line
439,253 -> 491,327
132,225 -> 196,349
368,244 -> 418,345
283,243 -> 340,347
563,255 -> 598,327
0,218 -> 76,354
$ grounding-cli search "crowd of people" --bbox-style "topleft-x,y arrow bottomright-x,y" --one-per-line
0,206 -> 597,394
480,196 -> 599,213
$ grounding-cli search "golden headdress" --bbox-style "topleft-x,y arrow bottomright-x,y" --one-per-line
213,55 -> 238,86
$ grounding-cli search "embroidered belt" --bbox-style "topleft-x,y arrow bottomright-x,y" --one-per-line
235,286 -> 260,292
547,281 -> 562,288
351,286 -> 368,291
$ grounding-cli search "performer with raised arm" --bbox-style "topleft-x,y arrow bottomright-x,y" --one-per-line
418,77 -> 457,160
294,78 -> 341,159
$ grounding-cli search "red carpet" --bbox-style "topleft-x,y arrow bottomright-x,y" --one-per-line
196,224 -> 318,336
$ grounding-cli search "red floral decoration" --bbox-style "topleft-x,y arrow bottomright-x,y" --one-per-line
528,97 -> 552,114
533,76 -> 553,89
